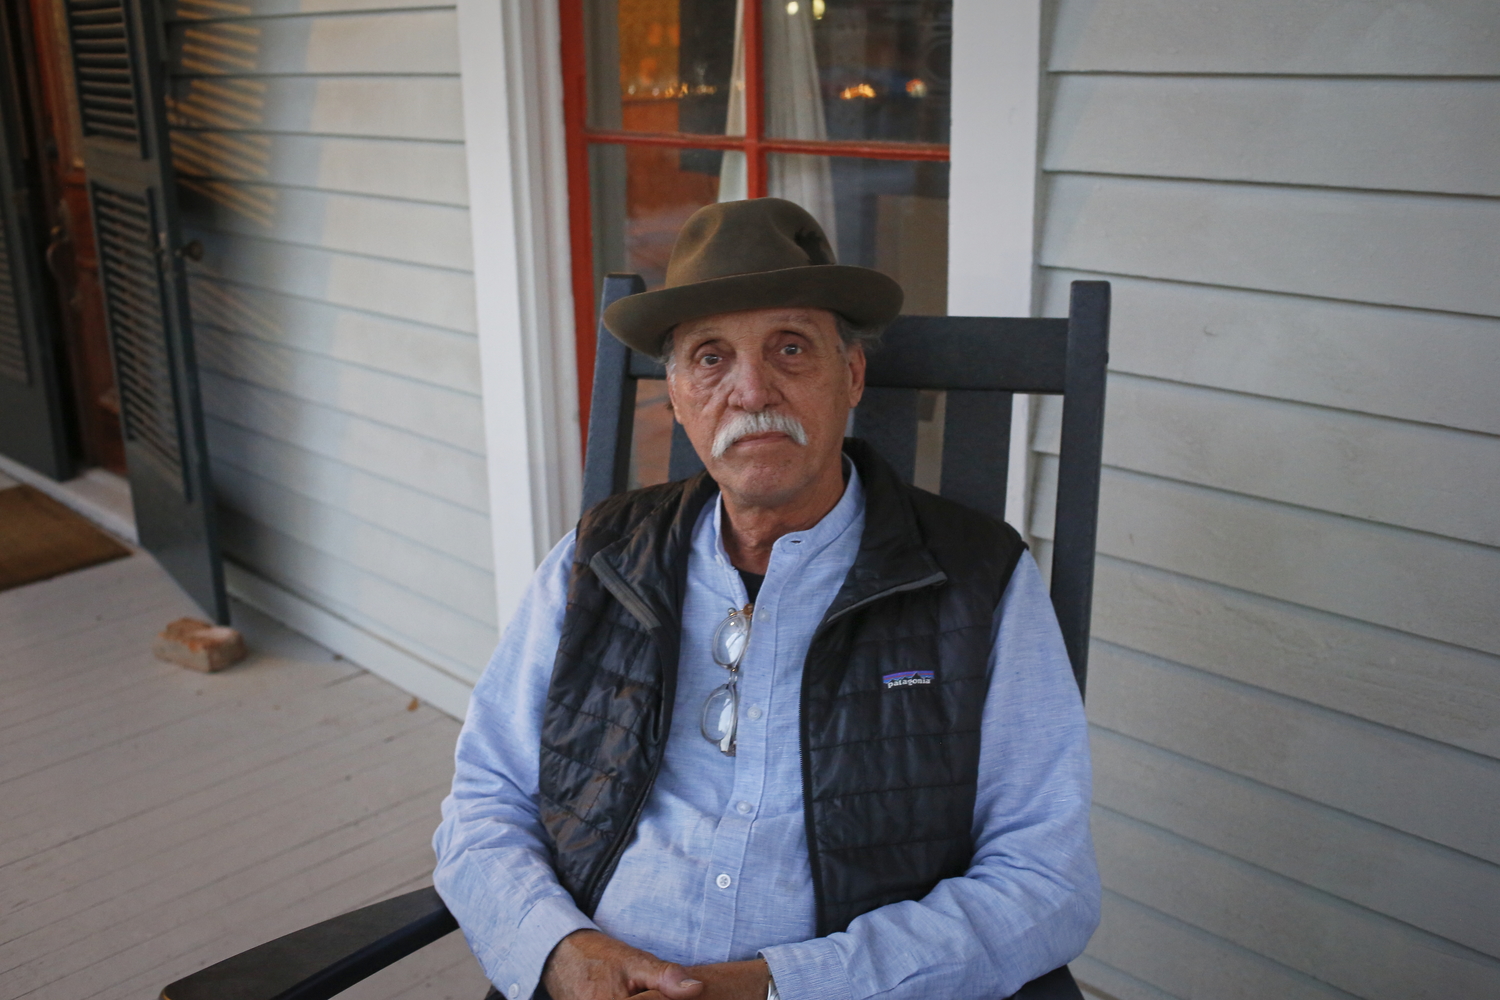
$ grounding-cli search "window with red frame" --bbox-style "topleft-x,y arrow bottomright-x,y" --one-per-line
561,0 -> 952,482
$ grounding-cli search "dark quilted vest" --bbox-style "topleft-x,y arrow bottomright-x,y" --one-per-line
538,439 -> 1026,935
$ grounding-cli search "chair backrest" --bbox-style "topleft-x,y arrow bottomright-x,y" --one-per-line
581,273 -> 1110,694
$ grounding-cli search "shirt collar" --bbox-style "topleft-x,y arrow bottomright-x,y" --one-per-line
707,455 -> 865,570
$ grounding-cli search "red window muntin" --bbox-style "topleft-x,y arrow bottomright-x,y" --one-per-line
559,0 -> 949,432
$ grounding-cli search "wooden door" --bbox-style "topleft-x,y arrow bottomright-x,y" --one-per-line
29,0 -> 127,476
62,0 -> 227,622
0,2 -> 74,481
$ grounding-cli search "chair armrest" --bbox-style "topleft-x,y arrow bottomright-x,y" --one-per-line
159,886 -> 459,1000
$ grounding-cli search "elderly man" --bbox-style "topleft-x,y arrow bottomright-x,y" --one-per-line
433,198 -> 1099,1000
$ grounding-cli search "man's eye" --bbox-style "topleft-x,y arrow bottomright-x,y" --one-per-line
781,344 -> 802,355
699,353 -> 721,367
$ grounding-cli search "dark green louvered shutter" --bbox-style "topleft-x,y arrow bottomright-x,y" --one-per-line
64,0 -> 227,622
0,6 -> 73,481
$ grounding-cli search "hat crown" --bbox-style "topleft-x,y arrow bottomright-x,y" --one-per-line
665,198 -> 837,288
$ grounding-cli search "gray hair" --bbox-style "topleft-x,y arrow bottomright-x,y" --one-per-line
659,312 -> 884,368
834,313 -> 884,352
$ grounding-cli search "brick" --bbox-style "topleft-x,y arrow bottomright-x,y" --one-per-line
153,618 -> 247,673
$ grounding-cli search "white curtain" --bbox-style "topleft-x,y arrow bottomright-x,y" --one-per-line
719,0 -> 838,248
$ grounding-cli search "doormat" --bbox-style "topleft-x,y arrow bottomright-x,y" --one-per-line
0,485 -> 131,592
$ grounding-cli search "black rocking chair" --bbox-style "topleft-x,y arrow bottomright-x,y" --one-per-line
158,277 -> 1110,1000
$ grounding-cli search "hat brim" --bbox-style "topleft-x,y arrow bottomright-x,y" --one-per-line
601,265 -> 904,357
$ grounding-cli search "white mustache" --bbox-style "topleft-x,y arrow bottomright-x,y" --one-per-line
711,410 -> 809,459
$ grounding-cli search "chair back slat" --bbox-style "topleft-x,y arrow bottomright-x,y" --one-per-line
939,389 -> 1012,522
865,316 -> 1068,392
851,387 -> 920,483
580,273 -> 1110,694
579,274 -> 645,513
1049,281 -> 1110,694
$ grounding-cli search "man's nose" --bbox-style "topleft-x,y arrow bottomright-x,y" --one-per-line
725,354 -> 779,411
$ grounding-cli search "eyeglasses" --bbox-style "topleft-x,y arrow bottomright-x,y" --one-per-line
701,604 -> 753,756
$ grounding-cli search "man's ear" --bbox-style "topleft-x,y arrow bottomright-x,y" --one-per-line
664,370 -> 681,423
845,341 -> 867,409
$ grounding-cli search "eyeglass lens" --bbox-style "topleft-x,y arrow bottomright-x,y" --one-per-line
703,607 -> 752,756
712,610 -> 750,667
701,681 -> 738,755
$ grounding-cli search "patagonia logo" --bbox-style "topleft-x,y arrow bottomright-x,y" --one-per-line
883,670 -> 934,689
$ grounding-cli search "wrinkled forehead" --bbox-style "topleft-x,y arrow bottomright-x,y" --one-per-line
669,306 -> 839,347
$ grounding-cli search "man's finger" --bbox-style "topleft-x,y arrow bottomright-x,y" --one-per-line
641,961 -> 703,999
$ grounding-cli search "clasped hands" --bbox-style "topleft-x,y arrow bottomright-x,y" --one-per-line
541,928 -> 770,1000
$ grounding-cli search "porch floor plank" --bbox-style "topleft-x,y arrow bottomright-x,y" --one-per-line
0,553 -> 490,1000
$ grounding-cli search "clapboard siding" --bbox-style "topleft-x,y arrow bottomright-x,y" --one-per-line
1041,174 -> 1500,318
168,0 -> 491,688
1091,728 -> 1500,956
205,419 -> 493,571
212,462 -> 496,625
168,10 -> 458,77
1086,644 -> 1500,866
1040,7 -> 1500,995
1039,271 -> 1500,436
219,510 -> 494,680
188,280 -> 481,394
1087,557 -> 1500,760
191,234 -> 476,333
1071,956 -> 1174,1000
1049,0 -> 1500,76
1035,374 -> 1500,546
168,1 -> 453,18
200,373 -> 488,513
179,184 -> 473,271
197,329 -> 485,453
1085,892 -> 1359,1000
1033,463 -> 1500,657
1047,76 -> 1500,197
173,134 -> 467,205
171,76 -> 464,140
1091,808 -> 1500,1000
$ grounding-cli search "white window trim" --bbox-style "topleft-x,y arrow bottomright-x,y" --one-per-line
457,0 -> 581,629
948,0 -> 1044,536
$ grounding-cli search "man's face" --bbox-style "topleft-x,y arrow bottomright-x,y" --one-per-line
665,307 -> 865,509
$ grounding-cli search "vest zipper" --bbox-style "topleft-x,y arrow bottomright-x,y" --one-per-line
798,570 -> 947,935
581,556 -> 675,912
824,572 -> 947,625
586,700 -> 668,912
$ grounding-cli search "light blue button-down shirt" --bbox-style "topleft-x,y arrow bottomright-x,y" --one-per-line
434,465 -> 1099,1000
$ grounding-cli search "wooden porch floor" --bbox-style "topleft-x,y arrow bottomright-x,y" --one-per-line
0,548 -> 491,1000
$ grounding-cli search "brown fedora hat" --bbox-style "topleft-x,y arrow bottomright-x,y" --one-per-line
602,197 -> 904,357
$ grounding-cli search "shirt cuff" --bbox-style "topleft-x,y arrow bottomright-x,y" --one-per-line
494,894 -> 598,1000
760,938 -> 854,1000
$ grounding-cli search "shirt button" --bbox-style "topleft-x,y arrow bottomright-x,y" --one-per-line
507,985 -> 519,999
737,800 -> 752,814
747,706 -> 763,720
716,873 -> 732,889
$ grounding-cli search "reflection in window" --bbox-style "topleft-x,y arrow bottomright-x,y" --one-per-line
720,0 -> 835,239
591,0 -> 737,136
773,155 -> 948,315
796,0 -> 951,145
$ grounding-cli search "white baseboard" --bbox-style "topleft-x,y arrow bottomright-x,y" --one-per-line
225,561 -> 475,721
0,455 -> 138,544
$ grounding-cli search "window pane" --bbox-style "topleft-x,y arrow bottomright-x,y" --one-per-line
585,0 -> 738,137
764,0 -> 951,145
589,142 -> 722,293
770,154 -> 948,314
